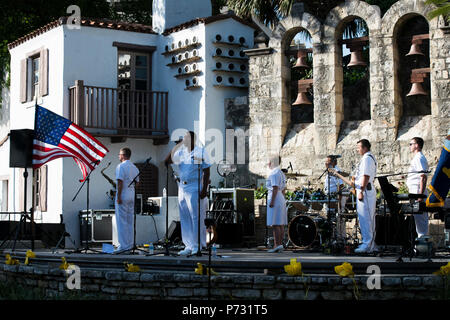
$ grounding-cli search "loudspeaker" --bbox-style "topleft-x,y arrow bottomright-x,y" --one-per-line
215,223 -> 243,245
9,129 -> 34,168
168,220 -> 181,242
375,214 -> 417,246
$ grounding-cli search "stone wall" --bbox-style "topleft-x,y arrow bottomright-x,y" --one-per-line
245,0 -> 449,189
0,263 -> 448,300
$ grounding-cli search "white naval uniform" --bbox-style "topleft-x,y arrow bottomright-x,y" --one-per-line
324,165 -> 347,212
115,160 -> 139,251
173,145 -> 211,252
266,167 -> 287,226
355,151 -> 377,251
324,165 -> 343,194
407,151 -> 429,238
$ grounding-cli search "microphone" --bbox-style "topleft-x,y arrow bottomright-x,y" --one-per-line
145,157 -> 152,164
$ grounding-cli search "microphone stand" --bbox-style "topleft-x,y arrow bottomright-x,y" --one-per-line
196,147 -> 205,257
70,160 -> 102,254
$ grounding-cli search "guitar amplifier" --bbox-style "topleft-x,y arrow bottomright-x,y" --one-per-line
79,209 -> 114,243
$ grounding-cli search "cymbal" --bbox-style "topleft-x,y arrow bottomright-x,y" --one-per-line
285,172 -> 307,177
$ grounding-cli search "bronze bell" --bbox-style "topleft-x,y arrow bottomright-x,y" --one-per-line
347,49 -> 366,67
406,41 -> 424,56
406,82 -> 427,96
293,50 -> 309,69
292,92 -> 312,105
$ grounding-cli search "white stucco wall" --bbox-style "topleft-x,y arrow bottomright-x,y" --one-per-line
152,0 -> 212,33
204,20 -> 255,184
8,27 -> 65,221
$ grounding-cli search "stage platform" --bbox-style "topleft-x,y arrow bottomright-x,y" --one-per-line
2,245 -> 449,275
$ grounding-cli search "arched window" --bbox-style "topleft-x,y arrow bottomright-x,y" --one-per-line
286,29 -> 314,124
395,15 -> 431,117
338,17 -> 371,121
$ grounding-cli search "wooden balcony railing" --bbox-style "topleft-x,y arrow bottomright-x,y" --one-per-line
69,80 -> 168,139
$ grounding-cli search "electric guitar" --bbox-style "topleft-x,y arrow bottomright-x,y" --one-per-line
327,168 -> 356,196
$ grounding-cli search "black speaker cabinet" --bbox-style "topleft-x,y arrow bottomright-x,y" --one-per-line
215,223 -> 243,245
375,214 -> 417,246
9,129 -> 34,168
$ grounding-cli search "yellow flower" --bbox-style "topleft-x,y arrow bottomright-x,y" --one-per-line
194,262 -> 217,275
124,262 -> 141,272
284,258 -> 303,276
433,262 -> 450,276
24,250 -> 36,265
59,257 -> 73,270
335,262 -> 354,277
5,254 -> 20,265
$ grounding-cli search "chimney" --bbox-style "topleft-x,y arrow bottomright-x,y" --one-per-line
152,0 -> 212,34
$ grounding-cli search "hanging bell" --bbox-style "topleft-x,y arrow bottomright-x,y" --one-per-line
292,92 -> 312,105
406,41 -> 424,56
293,50 -> 309,69
406,82 -> 427,96
347,49 -> 366,67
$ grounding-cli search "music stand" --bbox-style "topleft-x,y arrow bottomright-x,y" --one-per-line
70,161 -> 102,254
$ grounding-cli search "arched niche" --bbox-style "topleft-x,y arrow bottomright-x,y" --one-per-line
336,16 -> 371,121
394,14 -> 431,117
285,28 -> 314,124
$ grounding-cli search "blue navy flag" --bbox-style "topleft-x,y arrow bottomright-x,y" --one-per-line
32,105 -> 109,181
426,132 -> 450,207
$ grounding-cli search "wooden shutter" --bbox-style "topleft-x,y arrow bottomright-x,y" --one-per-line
39,166 -> 48,212
18,169 -> 24,211
20,59 -> 27,103
39,48 -> 48,96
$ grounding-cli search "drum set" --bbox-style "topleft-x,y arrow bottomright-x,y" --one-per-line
285,187 -> 359,251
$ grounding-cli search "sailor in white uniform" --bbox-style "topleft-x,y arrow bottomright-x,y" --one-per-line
354,139 -> 378,253
165,131 -> 211,256
266,155 -> 287,253
406,137 -> 429,238
115,147 -> 139,252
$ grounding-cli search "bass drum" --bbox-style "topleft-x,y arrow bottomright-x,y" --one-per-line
288,215 -> 332,247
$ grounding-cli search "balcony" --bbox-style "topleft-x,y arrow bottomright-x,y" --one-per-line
69,80 -> 169,143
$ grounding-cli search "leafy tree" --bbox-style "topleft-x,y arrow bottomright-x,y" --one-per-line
425,0 -> 450,23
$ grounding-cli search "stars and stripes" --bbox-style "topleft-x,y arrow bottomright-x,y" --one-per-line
32,105 -> 109,181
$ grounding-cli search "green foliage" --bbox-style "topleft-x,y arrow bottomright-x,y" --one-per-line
255,185 -> 267,199
425,0 -> 450,23
396,181 -> 409,194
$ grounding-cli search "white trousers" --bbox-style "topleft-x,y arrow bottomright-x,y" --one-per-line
115,191 -> 134,251
178,187 -> 207,251
356,189 -> 377,250
414,211 -> 429,238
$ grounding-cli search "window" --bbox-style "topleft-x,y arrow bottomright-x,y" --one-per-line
20,48 -> 48,103
31,56 -> 40,100
118,51 -> 150,91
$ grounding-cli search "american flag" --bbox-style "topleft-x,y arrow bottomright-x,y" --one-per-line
32,105 -> 109,181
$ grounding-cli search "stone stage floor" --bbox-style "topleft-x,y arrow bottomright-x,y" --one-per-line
2,245 -> 449,275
